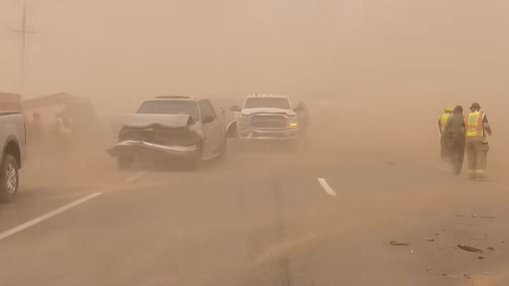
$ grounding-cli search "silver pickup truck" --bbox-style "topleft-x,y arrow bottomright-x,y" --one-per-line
0,112 -> 26,202
109,96 -> 227,170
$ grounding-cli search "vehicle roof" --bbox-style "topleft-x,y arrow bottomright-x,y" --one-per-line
246,94 -> 289,99
145,96 -> 202,102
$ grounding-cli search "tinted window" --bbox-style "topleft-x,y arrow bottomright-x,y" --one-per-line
138,100 -> 199,121
244,98 -> 290,109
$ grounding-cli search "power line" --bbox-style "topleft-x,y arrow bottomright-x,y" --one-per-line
10,0 -> 36,97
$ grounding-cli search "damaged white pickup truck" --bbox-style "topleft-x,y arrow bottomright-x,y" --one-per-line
109,96 -> 227,170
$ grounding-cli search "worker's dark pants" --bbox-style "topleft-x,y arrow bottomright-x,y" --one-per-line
446,135 -> 465,175
440,135 -> 450,161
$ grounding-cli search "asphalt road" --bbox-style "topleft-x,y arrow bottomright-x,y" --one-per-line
1,140 -> 509,286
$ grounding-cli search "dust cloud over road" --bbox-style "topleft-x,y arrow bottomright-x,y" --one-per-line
1,1 -> 509,286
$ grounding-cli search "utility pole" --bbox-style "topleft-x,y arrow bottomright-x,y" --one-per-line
11,0 -> 35,97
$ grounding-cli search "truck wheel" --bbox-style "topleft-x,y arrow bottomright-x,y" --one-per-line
118,156 -> 134,171
0,154 -> 19,203
185,143 -> 203,171
216,137 -> 228,161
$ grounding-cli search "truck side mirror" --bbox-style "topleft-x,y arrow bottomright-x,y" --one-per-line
294,102 -> 305,112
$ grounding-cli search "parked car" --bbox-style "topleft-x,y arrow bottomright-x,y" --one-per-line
228,94 -> 308,144
0,111 -> 26,202
109,96 -> 227,170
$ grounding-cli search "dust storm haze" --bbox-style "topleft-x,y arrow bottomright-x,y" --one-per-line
1,0 -> 508,150
1,1 -> 509,286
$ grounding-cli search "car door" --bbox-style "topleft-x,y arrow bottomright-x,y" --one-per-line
198,100 -> 220,157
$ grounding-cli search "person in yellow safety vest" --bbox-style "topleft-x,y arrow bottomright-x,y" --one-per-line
438,107 -> 454,161
465,102 -> 492,180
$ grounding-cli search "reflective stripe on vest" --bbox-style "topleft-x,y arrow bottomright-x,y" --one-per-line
439,113 -> 451,133
465,111 -> 485,138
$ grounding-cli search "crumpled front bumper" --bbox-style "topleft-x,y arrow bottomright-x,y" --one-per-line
108,140 -> 199,159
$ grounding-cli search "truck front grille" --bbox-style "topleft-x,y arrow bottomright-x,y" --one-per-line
250,115 -> 287,129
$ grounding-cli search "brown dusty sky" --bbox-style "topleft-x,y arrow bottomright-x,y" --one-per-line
1,1 -> 507,92
0,0 -> 508,128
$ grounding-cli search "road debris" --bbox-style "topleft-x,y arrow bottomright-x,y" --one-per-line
457,244 -> 483,253
471,214 -> 495,220
424,237 -> 435,242
478,255 -> 485,260
441,273 -> 448,277
463,274 -> 471,280
487,247 -> 495,251
390,241 -> 410,246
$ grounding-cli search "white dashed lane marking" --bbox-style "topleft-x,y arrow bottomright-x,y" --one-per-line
317,178 -> 337,197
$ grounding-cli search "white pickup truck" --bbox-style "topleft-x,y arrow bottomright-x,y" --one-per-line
0,112 -> 26,202
229,94 -> 308,143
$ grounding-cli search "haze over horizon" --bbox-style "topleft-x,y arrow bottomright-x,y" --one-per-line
0,0 -> 507,102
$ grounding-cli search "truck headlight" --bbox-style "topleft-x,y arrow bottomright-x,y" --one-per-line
288,122 -> 298,128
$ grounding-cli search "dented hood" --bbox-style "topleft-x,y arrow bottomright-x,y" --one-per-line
121,113 -> 192,128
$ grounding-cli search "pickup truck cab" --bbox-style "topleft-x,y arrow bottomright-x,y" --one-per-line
229,94 -> 308,142
0,112 -> 26,202
109,96 -> 227,170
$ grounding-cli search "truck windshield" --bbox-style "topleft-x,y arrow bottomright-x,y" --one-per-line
244,98 -> 290,109
138,100 -> 199,121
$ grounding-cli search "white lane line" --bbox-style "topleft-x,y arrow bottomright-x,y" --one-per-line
317,178 -> 337,197
126,171 -> 148,182
0,192 -> 102,242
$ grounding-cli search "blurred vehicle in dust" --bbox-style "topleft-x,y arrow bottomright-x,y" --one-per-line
228,94 -> 308,149
0,93 -> 26,202
108,96 -> 227,170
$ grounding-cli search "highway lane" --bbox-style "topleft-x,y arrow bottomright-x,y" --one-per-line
1,145 -> 509,286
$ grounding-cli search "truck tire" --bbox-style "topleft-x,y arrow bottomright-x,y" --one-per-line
185,143 -> 203,171
0,154 -> 19,203
216,136 -> 228,161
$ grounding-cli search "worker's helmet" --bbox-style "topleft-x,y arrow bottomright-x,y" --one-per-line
444,106 -> 454,113
470,102 -> 481,111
